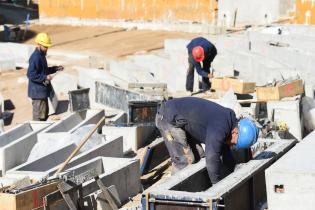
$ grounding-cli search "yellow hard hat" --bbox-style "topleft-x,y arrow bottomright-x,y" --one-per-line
35,32 -> 52,48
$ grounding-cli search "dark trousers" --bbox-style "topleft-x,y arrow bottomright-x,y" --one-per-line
156,113 -> 204,174
32,98 -> 49,121
186,54 -> 211,92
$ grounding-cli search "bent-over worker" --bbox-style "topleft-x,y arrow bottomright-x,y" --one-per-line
27,32 -> 64,121
155,97 -> 258,185
186,37 -> 217,92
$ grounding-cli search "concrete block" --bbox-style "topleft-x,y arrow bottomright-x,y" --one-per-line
131,53 -> 189,93
102,125 -> 156,152
164,39 -> 189,55
60,157 -> 141,204
0,43 -> 35,67
109,60 -> 158,83
50,72 -> 77,97
0,55 -> 15,72
265,131 -> 315,210
76,66 -> 126,106
6,135 -> 123,181
267,96 -> 303,140
0,122 -> 52,176
250,40 -> 315,97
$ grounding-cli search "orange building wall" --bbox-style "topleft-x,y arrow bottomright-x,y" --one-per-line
38,0 -> 218,23
295,0 -> 315,24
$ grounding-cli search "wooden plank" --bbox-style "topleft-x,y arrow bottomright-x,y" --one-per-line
0,182 -> 59,210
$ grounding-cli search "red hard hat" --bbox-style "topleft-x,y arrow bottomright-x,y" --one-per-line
192,46 -> 204,62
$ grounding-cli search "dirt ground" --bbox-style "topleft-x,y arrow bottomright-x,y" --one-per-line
1,24 -> 198,130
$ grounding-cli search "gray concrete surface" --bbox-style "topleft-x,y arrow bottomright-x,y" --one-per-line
102,124 -> 156,152
265,131 -> 315,210
0,121 -> 52,176
60,156 -> 141,204
6,135 -> 123,181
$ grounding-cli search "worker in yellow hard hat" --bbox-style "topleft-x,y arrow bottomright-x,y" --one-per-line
27,32 -> 64,121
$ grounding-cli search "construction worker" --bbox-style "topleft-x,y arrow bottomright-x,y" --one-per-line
155,97 -> 258,185
27,32 -> 63,121
186,37 -> 217,92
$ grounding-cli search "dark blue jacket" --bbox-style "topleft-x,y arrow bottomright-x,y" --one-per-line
187,37 -> 217,77
159,97 -> 237,184
27,48 -> 57,99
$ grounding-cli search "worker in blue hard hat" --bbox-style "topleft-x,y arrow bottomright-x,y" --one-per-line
155,97 -> 258,185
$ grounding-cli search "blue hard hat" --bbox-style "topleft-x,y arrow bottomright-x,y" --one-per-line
235,118 -> 258,150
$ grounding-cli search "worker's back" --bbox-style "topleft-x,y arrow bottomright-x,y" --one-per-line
160,97 -> 237,144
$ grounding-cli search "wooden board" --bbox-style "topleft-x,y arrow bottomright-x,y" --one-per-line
0,182 -> 59,210
211,77 -> 256,94
256,79 -> 304,101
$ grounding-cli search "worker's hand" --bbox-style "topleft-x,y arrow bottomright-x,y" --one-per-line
56,65 -> 64,71
46,74 -> 53,81
208,72 -> 213,79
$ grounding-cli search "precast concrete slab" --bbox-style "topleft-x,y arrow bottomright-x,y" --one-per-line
265,131 -> 315,210
0,43 -> 35,67
249,40 -> 315,97
109,60 -> 158,84
0,55 -> 15,72
102,125 -> 156,152
143,139 -> 296,210
32,110 -> 105,160
164,39 -> 190,55
0,122 -> 52,176
5,135 -> 123,181
59,156 -> 141,204
248,28 -> 315,54
130,53 -> 189,93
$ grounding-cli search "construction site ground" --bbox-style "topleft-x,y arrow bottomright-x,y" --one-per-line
0,24 -> 197,130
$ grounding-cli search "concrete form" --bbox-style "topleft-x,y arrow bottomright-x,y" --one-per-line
265,131 -> 315,210
102,125 -> 156,152
5,135 -> 123,181
143,139 -> 295,210
59,156 -> 141,204
0,122 -> 52,176
95,81 -> 149,112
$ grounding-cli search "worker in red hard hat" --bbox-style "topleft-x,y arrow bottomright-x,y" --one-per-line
186,37 -> 217,93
